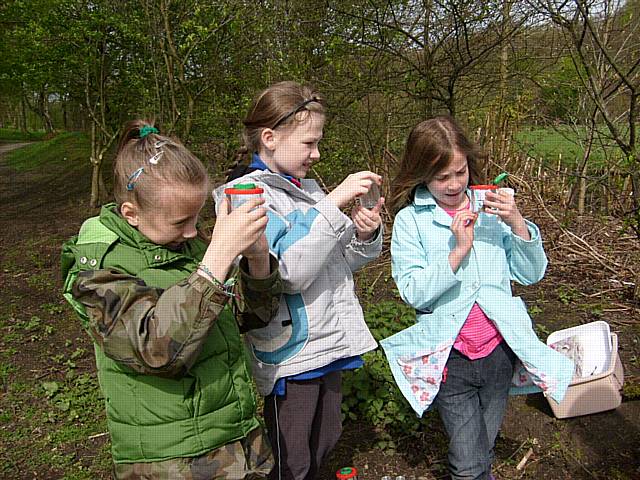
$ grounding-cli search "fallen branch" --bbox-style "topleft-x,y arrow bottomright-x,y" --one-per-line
516,447 -> 534,471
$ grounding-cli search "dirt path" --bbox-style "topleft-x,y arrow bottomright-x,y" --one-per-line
1,141 -> 639,479
0,142 -> 33,155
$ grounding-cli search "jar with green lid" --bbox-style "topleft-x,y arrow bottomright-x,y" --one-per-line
223,183 -> 264,210
335,466 -> 358,480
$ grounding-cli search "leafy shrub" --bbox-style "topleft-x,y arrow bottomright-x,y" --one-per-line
342,300 -> 426,450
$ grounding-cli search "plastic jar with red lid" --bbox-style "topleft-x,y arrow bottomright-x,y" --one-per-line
224,183 -> 264,210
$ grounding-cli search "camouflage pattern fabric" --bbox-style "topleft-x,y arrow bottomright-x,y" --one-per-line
112,426 -> 274,479
71,255 -> 282,377
235,257 -> 282,333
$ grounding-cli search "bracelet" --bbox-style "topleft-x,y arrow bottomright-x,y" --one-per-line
197,263 -> 237,298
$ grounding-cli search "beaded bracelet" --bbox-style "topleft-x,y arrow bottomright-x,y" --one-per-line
197,263 -> 237,298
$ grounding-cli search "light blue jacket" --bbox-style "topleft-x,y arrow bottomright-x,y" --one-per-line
380,187 -> 574,416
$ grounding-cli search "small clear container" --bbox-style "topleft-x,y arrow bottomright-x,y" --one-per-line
359,182 -> 381,209
223,183 -> 264,210
469,185 -> 498,213
498,187 -> 515,197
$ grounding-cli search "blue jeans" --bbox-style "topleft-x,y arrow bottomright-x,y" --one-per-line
434,341 -> 516,480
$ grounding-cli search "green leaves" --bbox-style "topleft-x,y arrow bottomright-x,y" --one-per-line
342,300 -> 421,452
41,381 -> 59,398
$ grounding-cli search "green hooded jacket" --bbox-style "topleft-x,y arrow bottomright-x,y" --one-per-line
61,204 -> 280,463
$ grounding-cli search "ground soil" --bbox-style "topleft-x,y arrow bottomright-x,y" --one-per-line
1,142 -> 639,479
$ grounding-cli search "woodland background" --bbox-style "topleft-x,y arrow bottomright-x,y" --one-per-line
1,1 -> 640,479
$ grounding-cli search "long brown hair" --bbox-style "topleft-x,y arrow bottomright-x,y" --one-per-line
388,115 -> 485,213
113,119 -> 209,210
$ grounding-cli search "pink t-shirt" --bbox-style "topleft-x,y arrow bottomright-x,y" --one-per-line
443,200 -> 503,360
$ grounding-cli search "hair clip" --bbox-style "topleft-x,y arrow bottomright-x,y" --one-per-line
154,140 -> 169,149
126,167 -> 145,190
148,151 -> 164,165
139,126 -> 159,138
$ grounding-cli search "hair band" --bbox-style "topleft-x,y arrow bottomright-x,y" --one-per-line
139,126 -> 159,138
271,97 -> 320,130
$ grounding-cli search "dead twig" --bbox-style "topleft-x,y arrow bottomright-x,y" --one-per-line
516,447 -> 534,471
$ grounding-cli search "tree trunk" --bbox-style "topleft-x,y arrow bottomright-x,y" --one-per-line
89,122 -> 101,208
19,94 -> 28,133
422,0 -> 434,117
578,160 -> 588,214
39,89 -> 54,133
62,98 -> 68,130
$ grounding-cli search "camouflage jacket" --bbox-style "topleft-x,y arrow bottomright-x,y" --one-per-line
71,257 -> 281,378
61,204 -> 282,463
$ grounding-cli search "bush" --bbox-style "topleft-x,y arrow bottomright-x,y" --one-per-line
342,300 -> 426,451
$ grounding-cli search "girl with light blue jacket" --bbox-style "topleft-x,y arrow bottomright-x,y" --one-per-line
381,116 -> 574,480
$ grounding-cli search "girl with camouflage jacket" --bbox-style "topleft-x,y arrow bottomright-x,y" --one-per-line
62,120 -> 282,479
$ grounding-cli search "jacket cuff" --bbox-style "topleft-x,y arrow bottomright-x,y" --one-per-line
188,271 -> 231,306
512,220 -> 542,244
314,197 -> 351,236
440,255 -> 463,283
238,254 -> 280,291
351,225 -> 383,247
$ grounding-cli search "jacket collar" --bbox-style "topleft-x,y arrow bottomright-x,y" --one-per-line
413,185 -> 472,228
215,169 -> 319,204
99,203 -> 205,265
249,153 -> 302,188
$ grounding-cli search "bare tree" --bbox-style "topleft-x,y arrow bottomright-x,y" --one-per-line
529,0 -> 640,233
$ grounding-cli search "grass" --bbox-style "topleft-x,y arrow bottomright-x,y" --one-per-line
0,235 -> 111,478
4,131 -> 90,171
0,372 -> 110,478
514,125 -> 622,169
0,127 -> 47,142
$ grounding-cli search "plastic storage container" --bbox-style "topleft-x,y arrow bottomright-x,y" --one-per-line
359,182 -> 381,209
546,321 -> 624,418
223,183 -> 264,210
469,185 -> 498,212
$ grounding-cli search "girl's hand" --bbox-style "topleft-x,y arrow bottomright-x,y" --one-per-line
483,191 -> 530,240
201,197 -> 269,282
351,197 -> 385,241
326,171 -> 382,209
449,210 -> 477,272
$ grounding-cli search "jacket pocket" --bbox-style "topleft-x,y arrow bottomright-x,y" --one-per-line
247,293 -> 309,365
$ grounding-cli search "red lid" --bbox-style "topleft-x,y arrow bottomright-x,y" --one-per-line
224,183 -> 264,195
336,467 -> 358,479
470,184 -> 498,190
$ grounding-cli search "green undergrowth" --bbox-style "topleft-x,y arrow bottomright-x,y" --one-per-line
4,131 -> 89,171
0,304 -> 111,477
342,300 -> 424,452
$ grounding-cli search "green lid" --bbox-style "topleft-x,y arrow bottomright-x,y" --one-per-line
492,172 -> 508,185
234,183 -> 257,190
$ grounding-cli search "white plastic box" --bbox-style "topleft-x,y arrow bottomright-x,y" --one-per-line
545,321 -> 624,419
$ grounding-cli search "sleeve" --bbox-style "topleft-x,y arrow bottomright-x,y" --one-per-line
343,224 -> 384,273
504,219 -> 548,286
264,196 -> 353,293
234,255 -> 283,332
72,269 -> 233,378
391,209 -> 461,312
